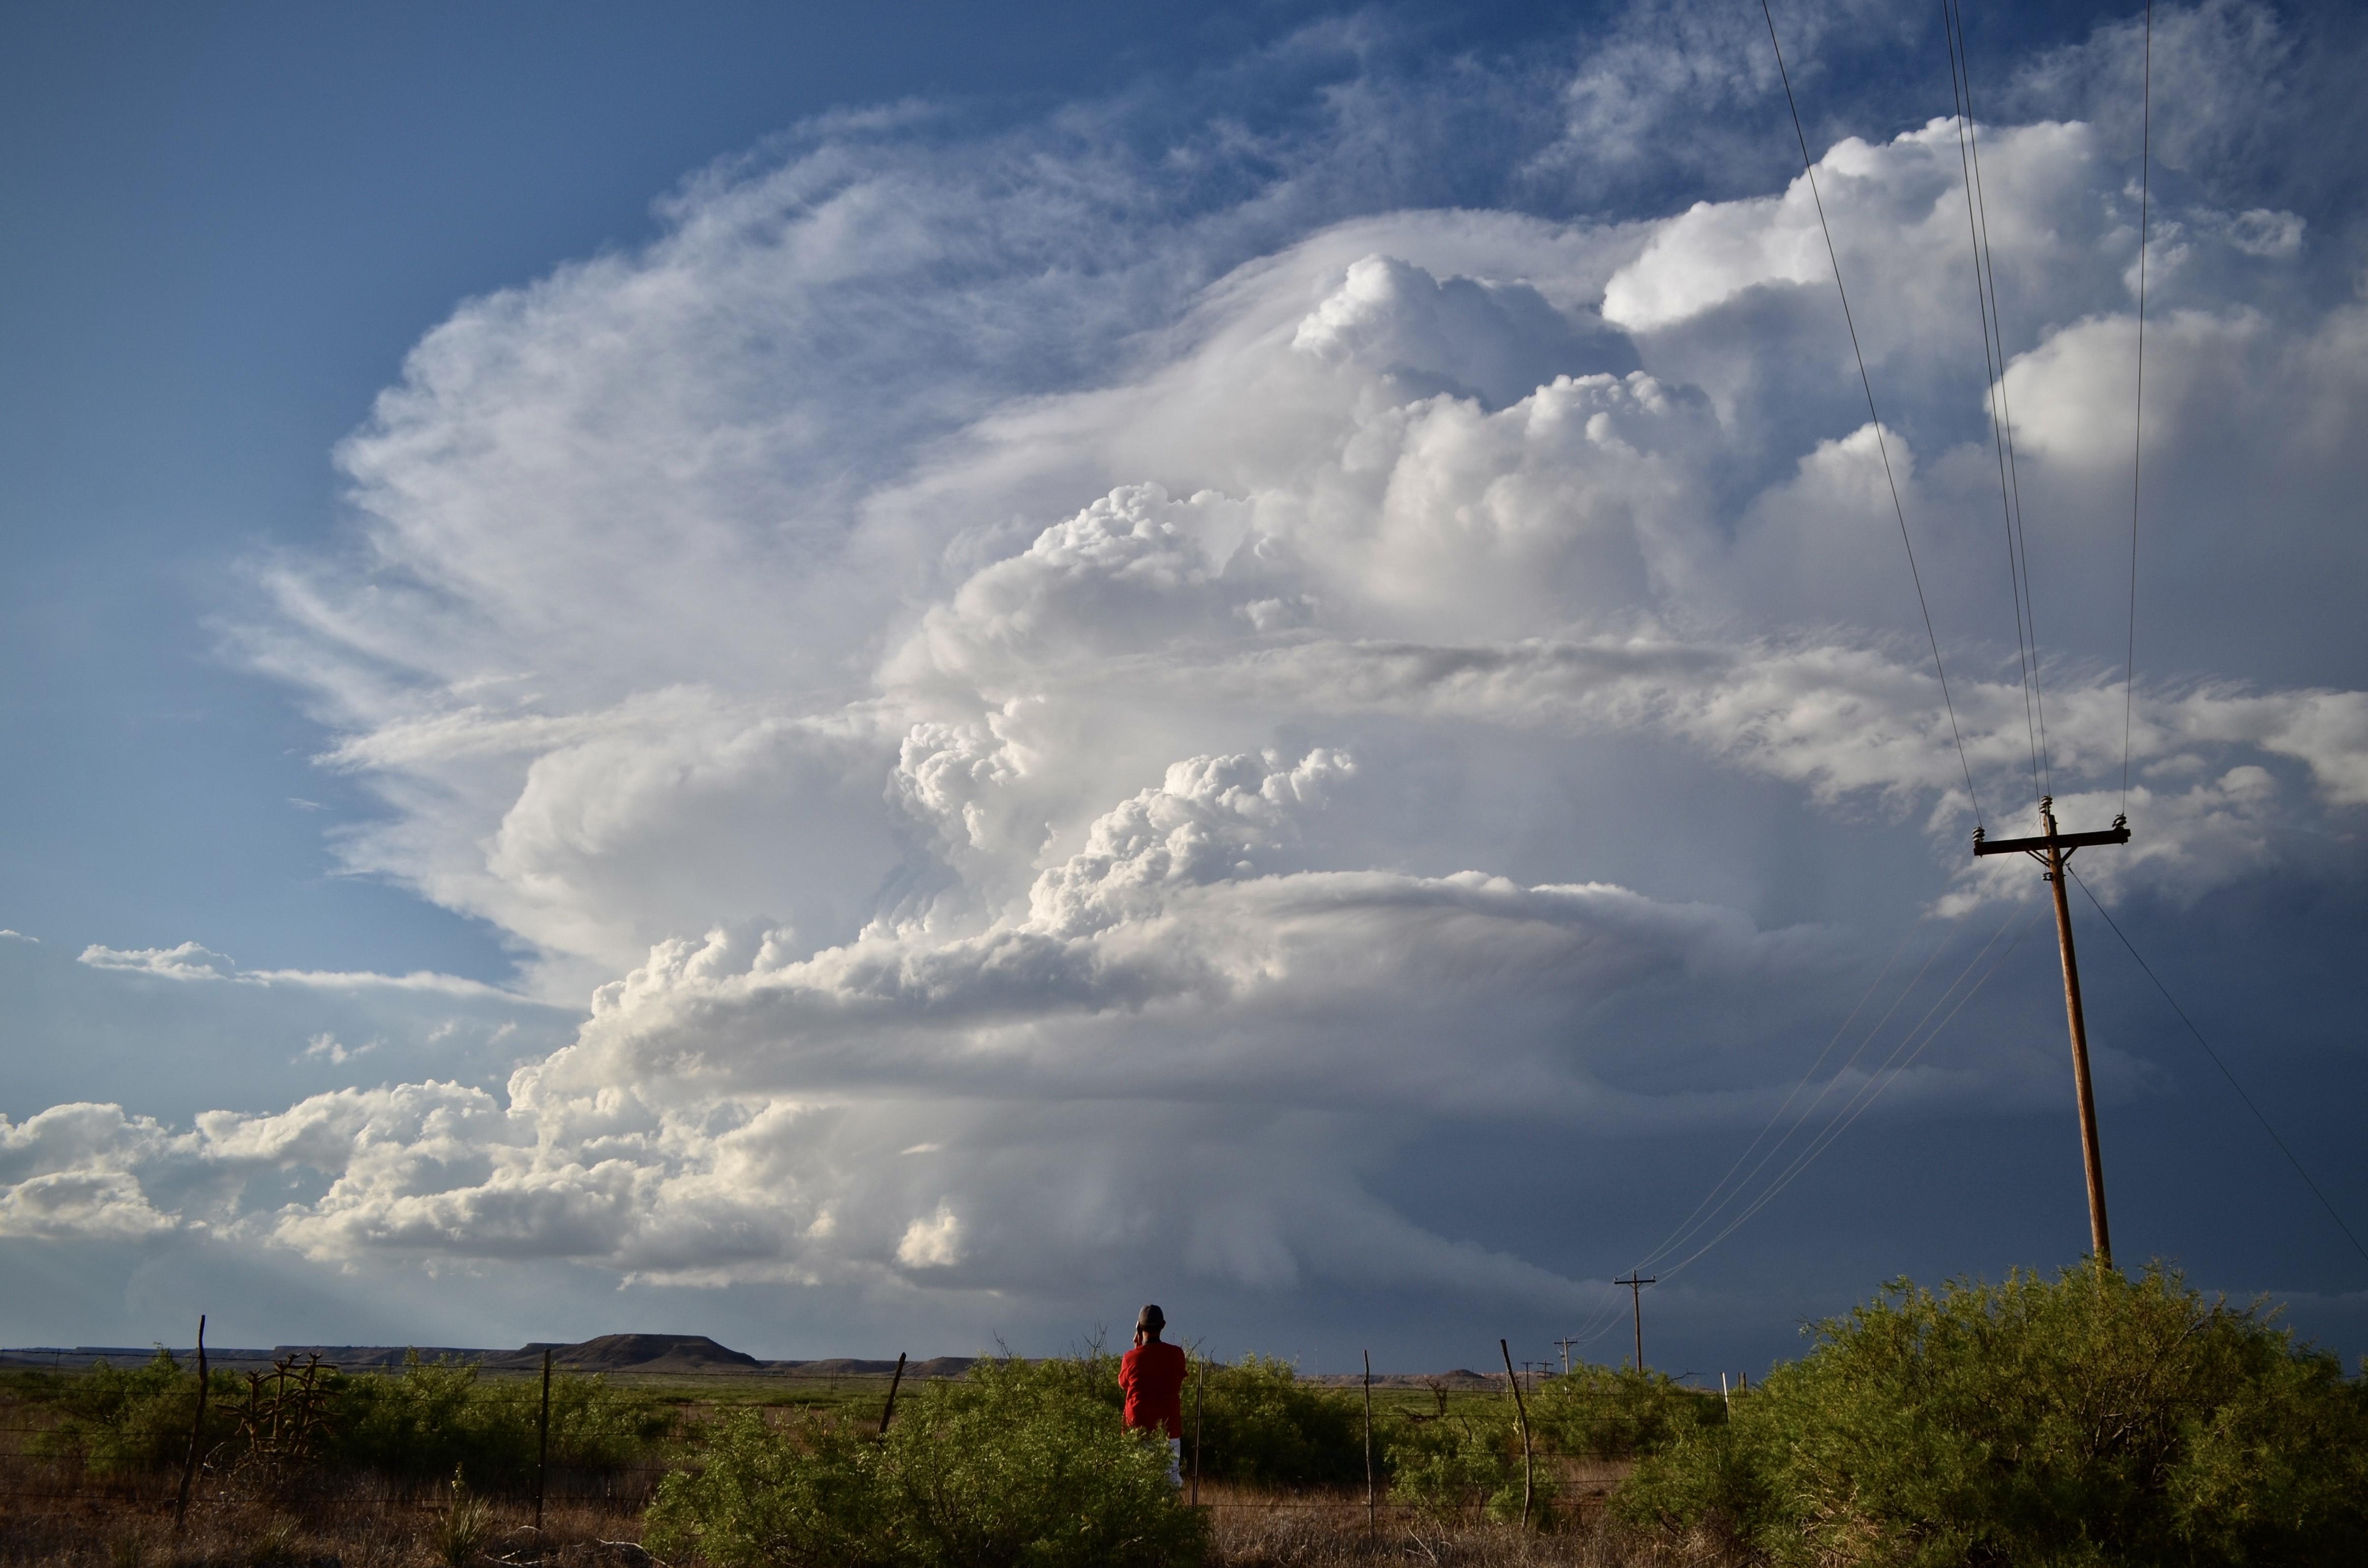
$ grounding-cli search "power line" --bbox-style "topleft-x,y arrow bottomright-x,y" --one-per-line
1629,925 -> 1967,1277
1654,906 -> 2039,1281
1941,0 -> 2050,811
1758,0 -> 1984,828
1563,927 -> 1950,1352
2065,868 -> 2368,1271
1619,925 -> 1925,1278
1571,3 -> 2035,1330
1568,913 -> 2033,1336
2123,1 -> 2153,813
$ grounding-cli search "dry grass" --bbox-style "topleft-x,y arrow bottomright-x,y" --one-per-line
0,1481 -> 652,1568
0,1463 -> 1736,1568
1193,1478 -> 1740,1568
0,1482 -> 1749,1568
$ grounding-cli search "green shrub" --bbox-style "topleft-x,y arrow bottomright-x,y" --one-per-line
1190,1355 -> 1365,1486
1384,1403 -> 1549,1526
23,1349 -> 669,1491
647,1410 -> 893,1568
1617,1262 -> 2368,1566
28,1352 -> 242,1474
1529,1362 -> 1723,1461
325,1353 -> 670,1486
645,1355 -> 1204,1568
933,1342 -> 1365,1488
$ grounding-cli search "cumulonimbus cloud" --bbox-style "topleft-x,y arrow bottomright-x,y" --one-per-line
14,2 -> 2365,1319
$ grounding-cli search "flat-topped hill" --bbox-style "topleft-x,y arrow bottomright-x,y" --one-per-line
499,1333 -> 762,1373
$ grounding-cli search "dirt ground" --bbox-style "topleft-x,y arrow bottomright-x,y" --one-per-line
0,1479 -> 1744,1568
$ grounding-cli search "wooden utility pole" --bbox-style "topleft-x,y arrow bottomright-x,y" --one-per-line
1974,797 -> 2130,1266
1554,1337 -> 1578,1377
1614,1275 -> 1655,1371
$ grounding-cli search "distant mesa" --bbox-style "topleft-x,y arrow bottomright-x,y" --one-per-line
278,1333 -> 797,1374
503,1333 -> 762,1373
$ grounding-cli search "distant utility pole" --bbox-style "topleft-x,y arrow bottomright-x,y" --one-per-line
1974,796 -> 2130,1266
1554,1337 -> 1578,1376
1614,1275 -> 1655,1371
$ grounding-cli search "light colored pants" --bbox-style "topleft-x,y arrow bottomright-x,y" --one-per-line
1166,1436 -> 1182,1488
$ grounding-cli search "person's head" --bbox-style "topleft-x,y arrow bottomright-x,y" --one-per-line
1135,1304 -> 1166,1345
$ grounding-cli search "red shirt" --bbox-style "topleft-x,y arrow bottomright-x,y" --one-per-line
1119,1341 -> 1189,1438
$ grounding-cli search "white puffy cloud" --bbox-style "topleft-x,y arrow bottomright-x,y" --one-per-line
0,1106 -> 181,1241
23,2 -> 2368,1331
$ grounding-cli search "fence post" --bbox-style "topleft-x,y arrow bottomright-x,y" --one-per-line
1362,1349 -> 1375,1538
1190,1358 -> 1204,1508
878,1352 -> 907,1436
535,1347 -> 553,1532
1499,1339 -> 1532,1531
173,1314 -> 208,1531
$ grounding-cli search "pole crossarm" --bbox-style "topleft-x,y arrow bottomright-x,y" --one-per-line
1973,821 -> 2129,859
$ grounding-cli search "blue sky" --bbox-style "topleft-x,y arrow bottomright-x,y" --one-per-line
3,0 -> 2365,1376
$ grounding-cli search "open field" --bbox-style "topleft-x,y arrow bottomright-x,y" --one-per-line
0,1348 -> 1681,1568
20,1272 -> 2341,1568
0,1473 -> 1691,1568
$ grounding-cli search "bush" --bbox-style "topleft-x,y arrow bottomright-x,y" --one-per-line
24,1349 -> 670,1491
1384,1401 -> 1557,1527
1617,1262 -> 2368,1566
645,1355 -> 1204,1568
932,1342 -> 1365,1488
1191,1355 -> 1366,1486
28,1352 -> 242,1474
325,1353 -> 670,1486
1529,1363 -> 1723,1461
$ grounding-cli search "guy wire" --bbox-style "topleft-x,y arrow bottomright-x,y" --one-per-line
2067,869 -> 2368,1272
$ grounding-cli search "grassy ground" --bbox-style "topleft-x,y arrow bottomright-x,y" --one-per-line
1,1366 -> 1707,1567
0,1481 -> 1736,1568
534,1368 -> 1525,1425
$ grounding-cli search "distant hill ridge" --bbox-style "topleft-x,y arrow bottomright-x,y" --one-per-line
268,1333 -> 972,1376
0,1336 -> 1475,1385
0,1334 -> 976,1379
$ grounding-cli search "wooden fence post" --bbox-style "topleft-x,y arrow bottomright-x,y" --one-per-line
1190,1359 -> 1204,1508
1499,1339 -> 1532,1531
535,1347 -> 553,1533
1362,1350 -> 1375,1538
878,1352 -> 907,1436
173,1315 -> 208,1531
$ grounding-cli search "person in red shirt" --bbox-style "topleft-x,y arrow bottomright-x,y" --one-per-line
1118,1303 -> 1189,1486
